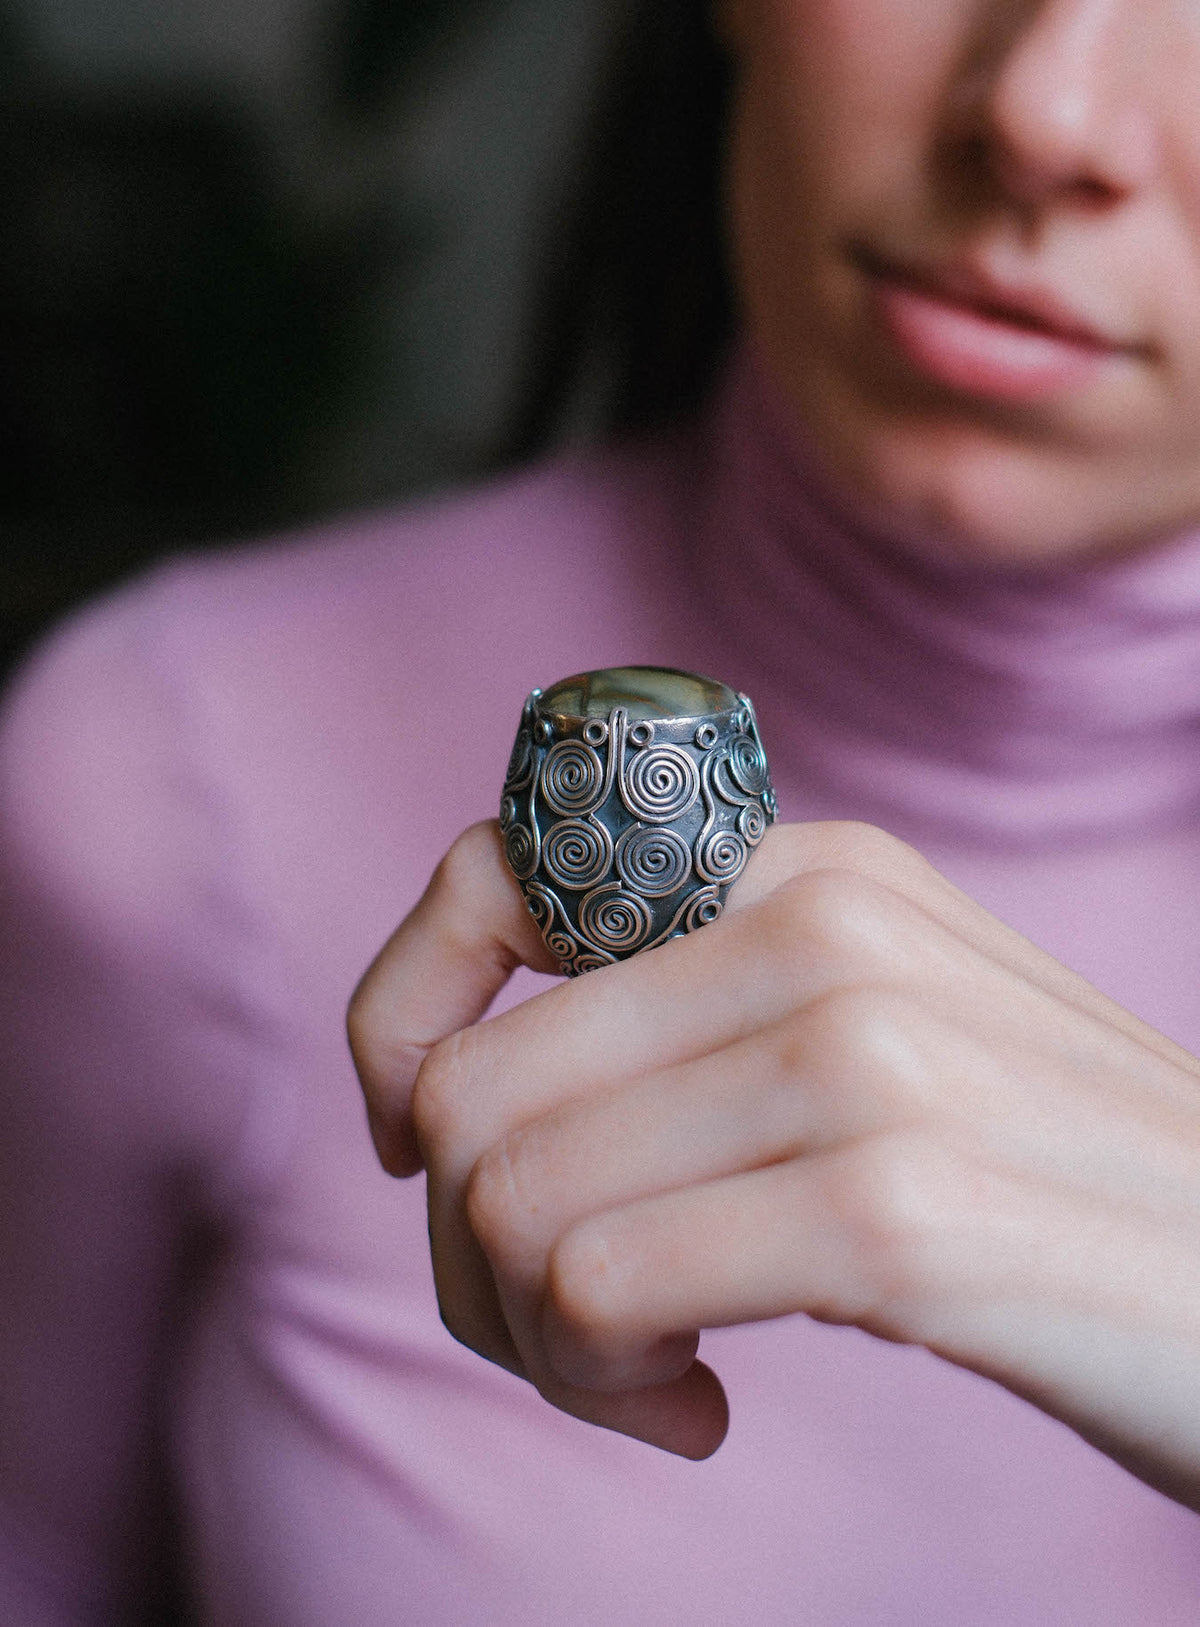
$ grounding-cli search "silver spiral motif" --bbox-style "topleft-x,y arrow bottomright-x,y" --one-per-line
501,671 -> 774,974
578,884 -> 652,953
542,740 -> 606,815
621,745 -> 699,824
727,735 -> 770,797
738,801 -> 767,845
614,825 -> 691,897
524,885 -> 553,934
684,889 -> 723,932
505,822 -> 539,881
524,882 -> 576,961
696,829 -> 747,885
543,818 -> 613,890
504,729 -> 533,790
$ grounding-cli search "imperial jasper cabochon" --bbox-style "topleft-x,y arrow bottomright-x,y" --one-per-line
501,667 -> 777,976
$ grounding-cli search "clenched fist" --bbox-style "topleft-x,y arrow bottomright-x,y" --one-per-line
348,819 -> 1200,1511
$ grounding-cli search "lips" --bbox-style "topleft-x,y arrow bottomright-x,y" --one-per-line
853,244 -> 1140,404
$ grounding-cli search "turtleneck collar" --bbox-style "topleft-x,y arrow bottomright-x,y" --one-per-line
689,341 -> 1200,846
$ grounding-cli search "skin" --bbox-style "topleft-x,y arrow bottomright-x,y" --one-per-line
348,0 -> 1200,1512
722,0 -> 1200,563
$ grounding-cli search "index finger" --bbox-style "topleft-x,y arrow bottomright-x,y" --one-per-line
346,811 -> 819,1178
346,820 -> 558,1174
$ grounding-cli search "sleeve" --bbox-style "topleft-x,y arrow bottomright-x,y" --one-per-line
0,581 -> 290,1623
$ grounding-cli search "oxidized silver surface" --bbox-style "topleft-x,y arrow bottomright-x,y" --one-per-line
500,667 -> 777,976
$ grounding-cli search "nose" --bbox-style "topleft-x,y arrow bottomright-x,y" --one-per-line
962,0 -> 1160,212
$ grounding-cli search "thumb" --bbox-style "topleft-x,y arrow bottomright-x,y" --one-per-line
347,820 -> 558,1174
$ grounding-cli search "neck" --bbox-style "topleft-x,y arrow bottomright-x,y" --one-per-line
688,343 -> 1200,845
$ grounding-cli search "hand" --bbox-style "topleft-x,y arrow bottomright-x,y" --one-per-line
348,819 -> 1200,1509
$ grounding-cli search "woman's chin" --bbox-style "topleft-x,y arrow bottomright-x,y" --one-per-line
758,334 -> 1200,569
816,415 -> 1191,571
866,445 -> 1108,567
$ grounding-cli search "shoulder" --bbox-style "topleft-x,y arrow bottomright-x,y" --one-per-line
0,564 -> 299,1174
0,428 -> 702,992
1,438 -> 685,820
73,431 -> 702,878
141,432 -> 698,680
0,567 -> 200,950
0,431 -> 701,1180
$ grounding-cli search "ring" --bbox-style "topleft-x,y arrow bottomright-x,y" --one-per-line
500,666 -> 777,976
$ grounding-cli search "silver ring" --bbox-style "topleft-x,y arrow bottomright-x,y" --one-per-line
500,666 -> 777,976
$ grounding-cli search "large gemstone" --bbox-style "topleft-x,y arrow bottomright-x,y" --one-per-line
539,667 -> 737,723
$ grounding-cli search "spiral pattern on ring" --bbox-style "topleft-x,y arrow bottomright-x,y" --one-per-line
728,735 -> 769,796
614,825 -> 691,897
696,829 -> 747,885
738,801 -> 767,846
524,887 -> 553,933
542,740 -> 606,815
684,890 -> 723,932
543,818 -> 613,890
504,729 -> 533,789
578,884 -> 652,953
504,823 -> 538,881
621,745 -> 699,823
546,930 -> 577,962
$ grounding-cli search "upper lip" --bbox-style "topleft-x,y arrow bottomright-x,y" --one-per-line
853,242 -> 1142,355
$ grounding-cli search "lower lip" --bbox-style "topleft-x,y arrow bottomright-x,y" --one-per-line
870,275 -> 1115,403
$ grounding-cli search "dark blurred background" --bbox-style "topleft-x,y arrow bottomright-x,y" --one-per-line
0,0 -> 612,679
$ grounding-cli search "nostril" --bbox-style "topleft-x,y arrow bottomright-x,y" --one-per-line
938,8 -> 1159,216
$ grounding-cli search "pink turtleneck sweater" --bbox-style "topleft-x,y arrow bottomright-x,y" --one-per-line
4,348 -> 1200,1625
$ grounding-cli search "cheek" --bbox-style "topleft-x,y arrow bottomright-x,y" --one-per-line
1161,80 -> 1200,343
726,0 -> 957,158
723,0 -> 1200,558
724,0 -> 958,311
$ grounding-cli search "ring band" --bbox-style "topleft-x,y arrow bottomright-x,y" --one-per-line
500,667 -> 777,976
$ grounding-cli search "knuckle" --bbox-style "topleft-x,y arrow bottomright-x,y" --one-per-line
433,1289 -> 493,1362
820,820 -> 936,891
463,1150 -> 510,1254
770,865 -> 896,963
344,978 -> 394,1097
824,819 -> 913,871
429,821 -> 501,904
464,1140 -> 531,1265
794,985 -> 935,1110
831,1133 -> 969,1310
345,997 -> 420,1105
545,1224 -> 628,1357
344,981 -> 371,1059
410,1030 -> 475,1160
